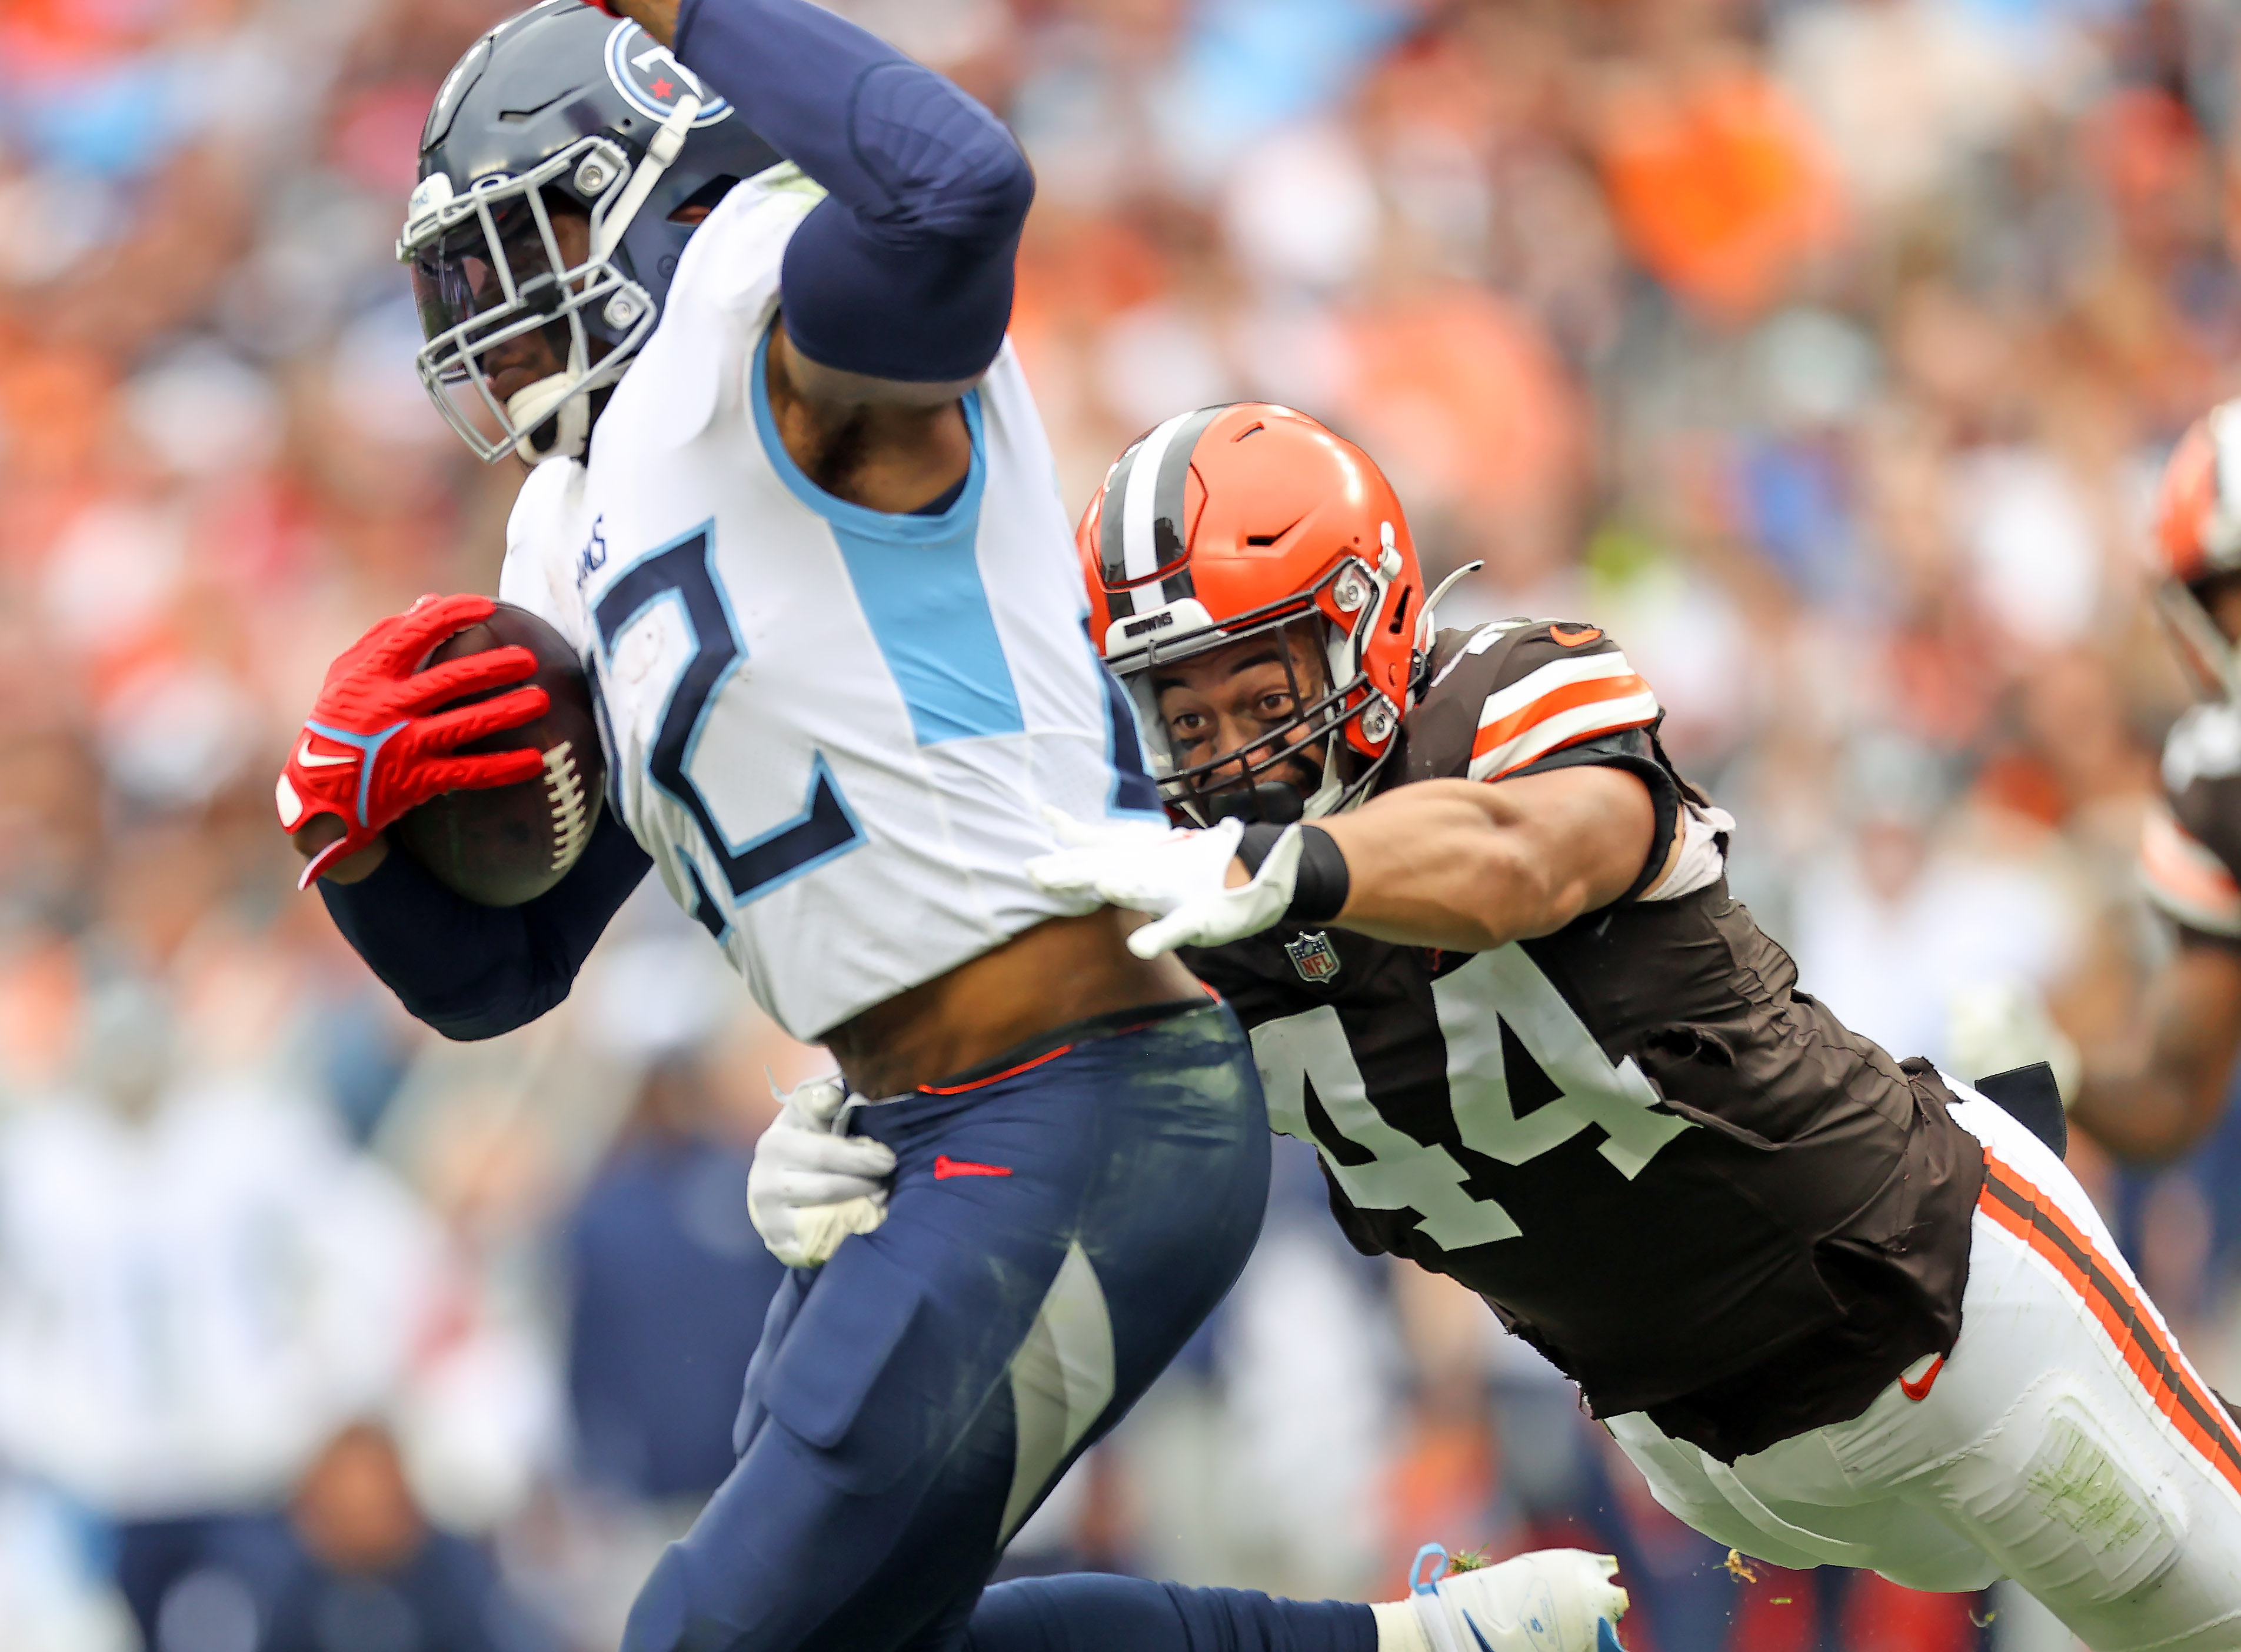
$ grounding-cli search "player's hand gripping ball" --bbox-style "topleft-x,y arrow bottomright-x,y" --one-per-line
278,595 -> 604,904
393,604 -> 607,905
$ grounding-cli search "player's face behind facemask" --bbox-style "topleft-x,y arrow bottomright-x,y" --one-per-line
1147,620 -> 1340,825
404,156 -> 653,467
411,193 -> 599,414
401,4 -> 781,467
1081,404 -> 1427,826
403,168 -> 732,465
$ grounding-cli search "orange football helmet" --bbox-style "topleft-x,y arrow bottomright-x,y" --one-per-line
1078,403 -> 1433,823
2153,401 -> 2241,700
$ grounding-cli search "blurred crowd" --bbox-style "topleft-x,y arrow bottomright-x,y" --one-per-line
5,0 -> 2241,1648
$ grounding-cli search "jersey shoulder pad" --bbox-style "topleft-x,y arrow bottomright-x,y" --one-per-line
1406,621 -> 1660,784
2142,797 -> 2241,938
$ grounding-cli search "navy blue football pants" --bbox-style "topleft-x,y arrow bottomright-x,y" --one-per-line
620,1000 -> 1368,1652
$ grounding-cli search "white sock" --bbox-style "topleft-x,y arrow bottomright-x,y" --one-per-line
1371,1598 -> 1432,1652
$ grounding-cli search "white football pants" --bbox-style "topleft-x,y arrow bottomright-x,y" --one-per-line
1607,1084 -> 2241,1652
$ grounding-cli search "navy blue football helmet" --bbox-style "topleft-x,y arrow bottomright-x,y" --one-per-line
399,2 -> 780,462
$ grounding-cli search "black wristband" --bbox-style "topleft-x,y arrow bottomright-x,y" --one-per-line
1237,823 -> 1351,924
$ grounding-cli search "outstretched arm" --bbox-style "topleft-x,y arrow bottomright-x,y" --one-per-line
1028,764 -> 1668,959
2070,940 -> 2241,1164
1315,769 -> 1662,952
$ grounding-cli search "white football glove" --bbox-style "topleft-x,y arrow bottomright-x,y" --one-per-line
1024,807 -> 1304,958
748,1076 -> 896,1269
1405,1547 -> 1629,1652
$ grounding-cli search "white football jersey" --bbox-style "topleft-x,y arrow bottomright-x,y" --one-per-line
500,166 -> 1160,1041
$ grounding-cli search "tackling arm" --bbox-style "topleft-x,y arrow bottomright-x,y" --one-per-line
1028,764 -> 1666,959
2069,940 -> 2241,1165
1316,769 -> 1661,952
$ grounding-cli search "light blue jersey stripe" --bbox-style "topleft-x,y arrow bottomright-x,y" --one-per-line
751,327 -> 1025,747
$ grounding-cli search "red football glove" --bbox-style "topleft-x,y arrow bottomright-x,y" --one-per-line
578,0 -> 624,15
278,594 -> 551,889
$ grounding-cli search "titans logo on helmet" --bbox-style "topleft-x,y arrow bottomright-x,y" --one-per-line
603,21 -> 735,128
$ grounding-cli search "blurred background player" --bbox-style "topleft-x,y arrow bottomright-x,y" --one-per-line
276,4 -> 1273,1651
2070,399 -> 2241,1166
999,404 -> 2241,1650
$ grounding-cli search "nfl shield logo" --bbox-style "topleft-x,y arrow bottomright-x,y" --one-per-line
1284,930 -> 1343,985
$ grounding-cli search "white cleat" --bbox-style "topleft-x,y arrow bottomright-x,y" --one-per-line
1407,1545 -> 1630,1652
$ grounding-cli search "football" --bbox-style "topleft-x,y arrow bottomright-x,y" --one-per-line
393,603 -> 605,907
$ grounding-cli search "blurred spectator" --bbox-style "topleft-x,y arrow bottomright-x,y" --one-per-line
1789,734 -> 2088,1070
0,976 -> 440,1647
264,1422 -> 554,1652
565,1051 -> 784,1505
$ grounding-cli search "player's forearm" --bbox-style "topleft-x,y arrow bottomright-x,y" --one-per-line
1318,782 -> 1614,953
2062,1000 -> 2241,1165
2069,950 -> 2241,1163
668,0 -> 1031,382
2069,1061 -> 2209,1164
320,812 -> 650,1041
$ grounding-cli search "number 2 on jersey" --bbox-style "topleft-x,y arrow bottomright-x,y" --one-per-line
594,525 -> 864,914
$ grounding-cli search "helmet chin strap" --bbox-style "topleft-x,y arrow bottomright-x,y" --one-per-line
593,94 -> 701,262
507,91 -> 705,465
508,371 -> 591,463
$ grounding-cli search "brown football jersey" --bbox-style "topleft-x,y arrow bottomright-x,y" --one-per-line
1183,622 -> 1986,1462
2142,701 -> 2241,945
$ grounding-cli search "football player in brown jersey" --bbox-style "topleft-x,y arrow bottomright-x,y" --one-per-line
1011,406 -> 2241,1648
2067,399 -> 2241,1163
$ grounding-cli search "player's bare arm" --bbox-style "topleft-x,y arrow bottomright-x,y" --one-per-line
2070,940 -> 2241,1163
1132,620 -> 1662,950
1314,770 -> 1657,952
2073,409 -> 2241,1163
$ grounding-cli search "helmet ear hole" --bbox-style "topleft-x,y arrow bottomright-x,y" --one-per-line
668,174 -> 741,224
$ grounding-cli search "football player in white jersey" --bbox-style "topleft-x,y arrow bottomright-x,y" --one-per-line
274,7 -> 1628,1652
273,4 -> 1280,1650
770,405 -> 2241,1649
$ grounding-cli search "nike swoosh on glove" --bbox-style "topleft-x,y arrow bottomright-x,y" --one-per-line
277,594 -> 550,888
749,1077 -> 897,1269
1024,807 -> 1303,958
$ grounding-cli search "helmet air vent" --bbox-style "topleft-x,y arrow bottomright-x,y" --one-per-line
1244,516 -> 1302,548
